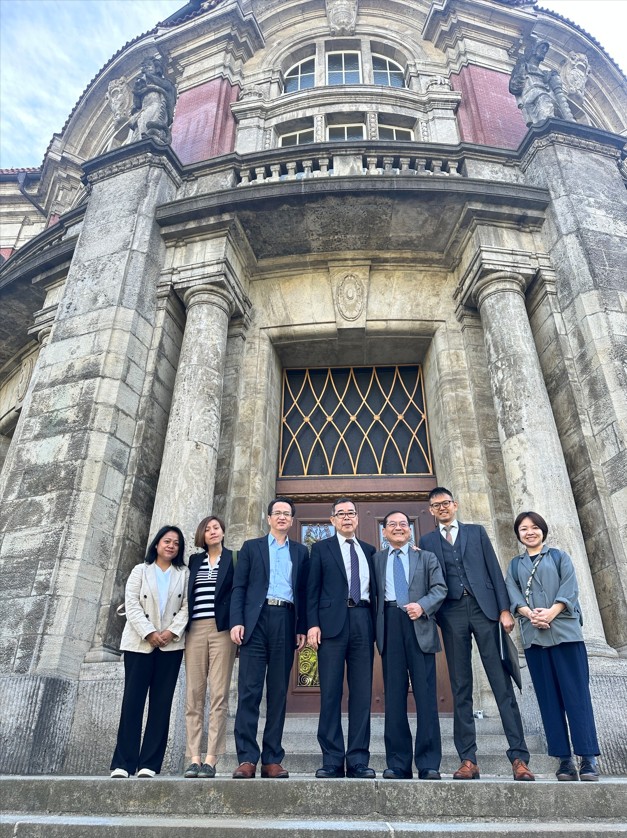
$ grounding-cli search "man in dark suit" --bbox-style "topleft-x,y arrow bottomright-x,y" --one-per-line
230,497 -> 309,779
419,487 -> 534,781
307,497 -> 377,778
374,510 -> 447,780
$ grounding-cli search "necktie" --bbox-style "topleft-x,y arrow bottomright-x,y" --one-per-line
444,525 -> 453,544
346,539 -> 361,603
393,548 -> 409,607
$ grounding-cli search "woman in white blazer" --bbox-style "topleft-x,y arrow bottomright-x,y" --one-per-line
110,525 -> 189,778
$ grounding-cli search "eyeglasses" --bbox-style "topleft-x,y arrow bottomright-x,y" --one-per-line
430,500 -> 454,510
333,511 -> 357,519
270,511 -> 293,518
385,521 -> 409,529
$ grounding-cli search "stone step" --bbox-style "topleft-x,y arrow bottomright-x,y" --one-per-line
2,815 -> 626,838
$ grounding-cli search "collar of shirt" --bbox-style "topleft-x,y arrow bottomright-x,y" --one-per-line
439,521 -> 458,537
268,533 -> 290,550
388,544 -> 409,558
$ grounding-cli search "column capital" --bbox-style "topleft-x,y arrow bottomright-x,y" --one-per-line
455,244 -> 539,312
81,138 -> 183,189
182,283 -> 234,318
472,270 -> 527,311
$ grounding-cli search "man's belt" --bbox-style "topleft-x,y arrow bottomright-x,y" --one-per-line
347,599 -> 369,608
265,598 -> 294,608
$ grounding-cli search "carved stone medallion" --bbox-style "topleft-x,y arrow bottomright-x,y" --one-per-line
106,78 -> 132,125
325,0 -> 358,35
560,52 -> 590,104
16,357 -> 34,402
337,273 -> 365,321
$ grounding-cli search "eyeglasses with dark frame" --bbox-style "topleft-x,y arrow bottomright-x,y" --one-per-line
333,510 -> 357,519
429,500 -> 455,510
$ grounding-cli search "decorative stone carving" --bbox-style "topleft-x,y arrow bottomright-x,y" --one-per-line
427,75 -> 452,91
509,37 -> 574,126
106,77 -> 133,126
16,357 -> 34,402
367,112 -> 378,140
325,0 -> 358,35
336,273 -> 365,321
129,55 -> 177,145
560,52 -> 590,105
239,85 -> 266,101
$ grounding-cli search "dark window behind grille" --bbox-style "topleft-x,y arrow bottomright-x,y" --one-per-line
279,366 -> 433,477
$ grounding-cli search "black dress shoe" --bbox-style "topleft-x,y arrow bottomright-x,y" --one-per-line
315,765 -> 345,778
418,769 -> 441,780
347,763 -> 376,779
382,768 -> 412,780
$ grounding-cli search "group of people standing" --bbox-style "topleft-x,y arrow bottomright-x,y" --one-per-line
110,488 -> 600,783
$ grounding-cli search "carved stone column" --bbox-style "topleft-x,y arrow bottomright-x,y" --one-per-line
150,284 -> 234,547
472,270 -> 613,657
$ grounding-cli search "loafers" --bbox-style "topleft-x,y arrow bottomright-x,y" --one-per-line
556,758 -> 578,781
382,768 -> 412,780
198,763 -> 216,778
184,762 -> 200,778
261,763 -> 289,778
512,758 -> 535,781
579,757 -> 599,781
137,768 -> 156,778
347,763 -> 375,779
419,769 -> 441,780
315,765 -> 345,778
453,759 -> 480,780
110,768 -> 129,778
232,762 -> 256,779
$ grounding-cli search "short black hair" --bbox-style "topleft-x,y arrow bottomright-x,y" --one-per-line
331,497 -> 356,515
145,525 -> 186,567
513,511 -> 548,542
428,487 -> 454,503
267,497 -> 296,516
382,510 -> 410,528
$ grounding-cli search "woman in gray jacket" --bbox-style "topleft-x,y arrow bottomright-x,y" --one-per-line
506,511 -> 600,781
110,525 -> 189,778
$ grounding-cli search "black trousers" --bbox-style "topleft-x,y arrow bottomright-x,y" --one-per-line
438,595 -> 529,764
110,648 -> 184,774
316,606 -> 374,769
234,604 -> 295,765
382,606 -> 441,775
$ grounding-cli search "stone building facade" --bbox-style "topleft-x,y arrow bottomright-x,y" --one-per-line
1,0 -> 626,774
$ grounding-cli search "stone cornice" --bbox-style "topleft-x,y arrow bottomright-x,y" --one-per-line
518,118 -> 625,173
455,245 -> 540,310
81,139 -> 184,188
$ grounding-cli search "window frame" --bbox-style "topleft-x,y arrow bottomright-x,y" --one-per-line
371,54 -> 406,88
326,51 -> 362,86
326,123 -> 366,141
283,57 -> 316,94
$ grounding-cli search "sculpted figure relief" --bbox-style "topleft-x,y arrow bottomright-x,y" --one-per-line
509,38 -> 574,126
325,0 -> 358,35
129,55 -> 177,145
106,78 -> 133,126
560,52 -> 590,105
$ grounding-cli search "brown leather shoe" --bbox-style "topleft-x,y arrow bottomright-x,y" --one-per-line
261,763 -> 289,778
453,759 -> 480,780
232,762 -> 256,779
512,758 -> 535,781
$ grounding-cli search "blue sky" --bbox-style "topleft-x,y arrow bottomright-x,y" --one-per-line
0,0 -> 625,170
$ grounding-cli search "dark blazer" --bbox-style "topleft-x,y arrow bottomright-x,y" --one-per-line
187,548 -> 236,633
307,535 -> 377,638
419,522 -> 510,622
373,546 -> 446,655
229,536 -> 309,642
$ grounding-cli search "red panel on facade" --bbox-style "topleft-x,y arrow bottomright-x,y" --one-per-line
171,79 -> 240,165
0,247 -> 15,261
451,65 -> 528,150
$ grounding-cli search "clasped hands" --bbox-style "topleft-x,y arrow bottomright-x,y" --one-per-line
146,630 -> 174,648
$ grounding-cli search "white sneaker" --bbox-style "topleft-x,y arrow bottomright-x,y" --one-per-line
110,768 -> 129,778
137,768 -> 156,778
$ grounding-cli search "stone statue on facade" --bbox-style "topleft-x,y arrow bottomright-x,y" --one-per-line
129,55 -> 177,145
509,38 -> 574,126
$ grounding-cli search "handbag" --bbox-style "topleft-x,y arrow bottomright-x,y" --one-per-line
499,624 -> 522,691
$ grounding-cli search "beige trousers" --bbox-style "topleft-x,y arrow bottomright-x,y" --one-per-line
184,618 -> 237,759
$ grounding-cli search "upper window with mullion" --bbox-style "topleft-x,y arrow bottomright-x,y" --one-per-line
284,58 -> 316,93
327,52 -> 361,85
372,55 -> 405,88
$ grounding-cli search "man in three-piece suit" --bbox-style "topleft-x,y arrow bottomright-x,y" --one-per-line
419,487 -> 534,781
307,498 -> 377,778
230,497 -> 309,779
374,510 -> 447,780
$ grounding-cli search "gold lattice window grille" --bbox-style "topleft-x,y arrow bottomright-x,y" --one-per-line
279,366 -> 433,477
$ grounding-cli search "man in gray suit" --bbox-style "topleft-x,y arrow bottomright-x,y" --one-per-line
419,487 -> 534,781
374,510 -> 447,780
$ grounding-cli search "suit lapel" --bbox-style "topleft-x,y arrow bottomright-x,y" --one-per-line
408,547 -> 419,586
458,522 -> 468,556
260,537 -> 270,581
214,550 -> 229,601
289,541 -> 300,588
331,536 -> 348,584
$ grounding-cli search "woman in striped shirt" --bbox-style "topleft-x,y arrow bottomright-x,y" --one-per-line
183,515 -> 238,777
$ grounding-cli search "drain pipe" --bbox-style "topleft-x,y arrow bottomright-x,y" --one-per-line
16,172 -> 47,218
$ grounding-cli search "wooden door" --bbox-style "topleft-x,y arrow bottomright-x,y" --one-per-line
286,500 -> 453,714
